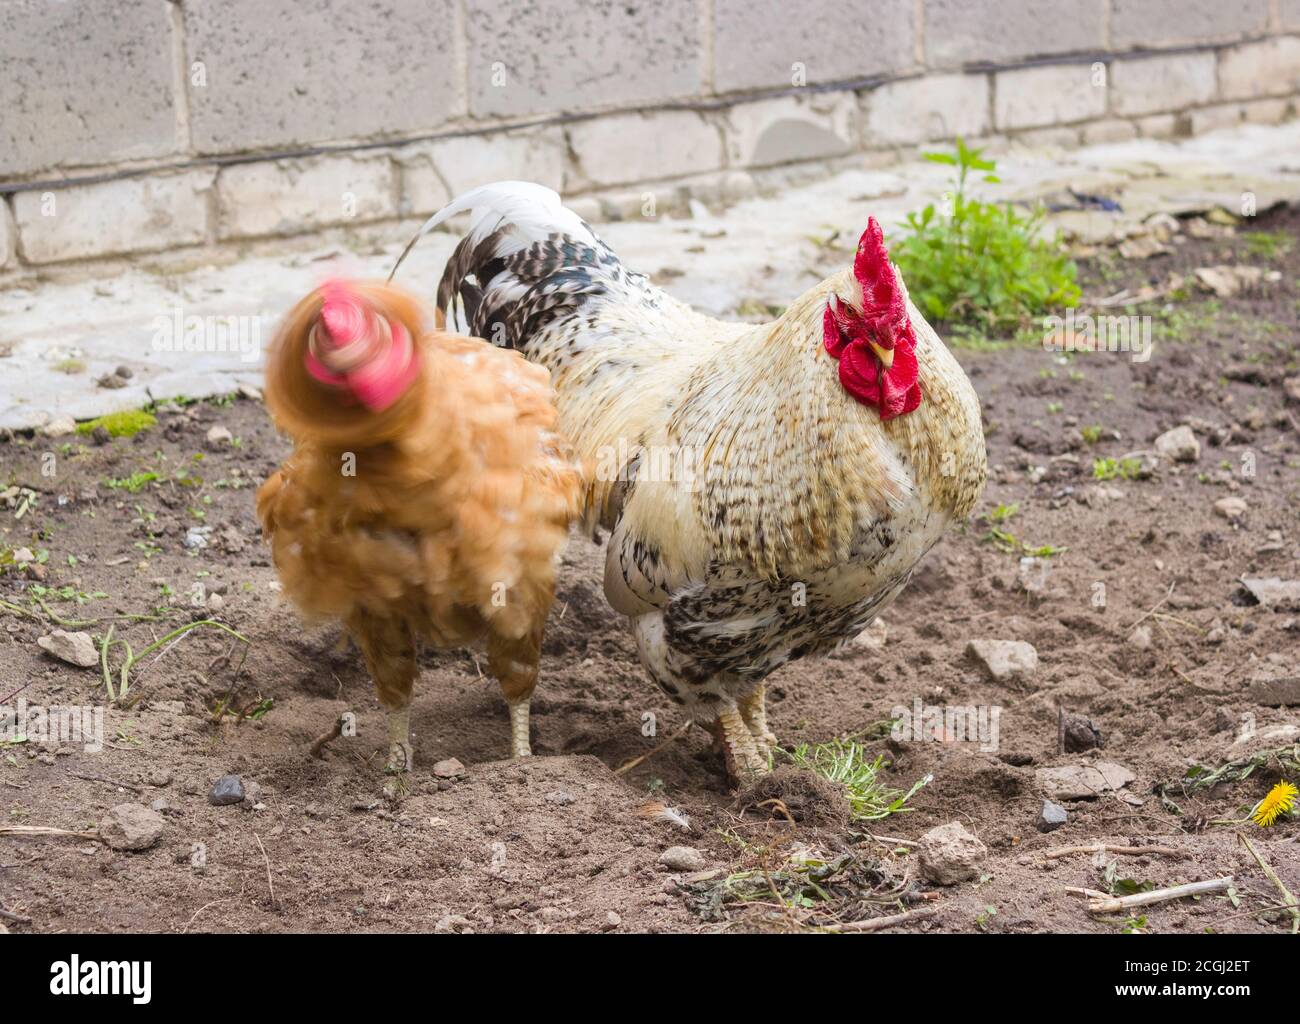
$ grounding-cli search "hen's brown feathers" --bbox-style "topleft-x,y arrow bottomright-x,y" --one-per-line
256,281 -> 581,660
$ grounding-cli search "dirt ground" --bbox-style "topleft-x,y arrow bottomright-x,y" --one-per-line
1,206 -> 1298,935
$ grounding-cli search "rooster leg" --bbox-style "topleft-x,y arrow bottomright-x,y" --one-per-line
705,703 -> 768,782
489,626 -> 541,758
738,683 -> 779,759
348,612 -> 418,801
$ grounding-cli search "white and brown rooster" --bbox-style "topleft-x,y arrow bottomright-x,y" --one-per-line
391,182 -> 987,781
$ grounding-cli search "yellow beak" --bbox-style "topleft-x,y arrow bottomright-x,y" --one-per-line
868,341 -> 894,370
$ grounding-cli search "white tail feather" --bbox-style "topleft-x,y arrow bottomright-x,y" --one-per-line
388,180 -> 595,283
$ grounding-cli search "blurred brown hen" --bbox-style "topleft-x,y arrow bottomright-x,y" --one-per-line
256,279 -> 580,796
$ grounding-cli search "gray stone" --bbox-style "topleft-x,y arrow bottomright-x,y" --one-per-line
99,803 -> 165,851
713,0 -> 914,92
0,1 -> 176,176
1154,425 -> 1200,462
926,0 -> 1104,65
1036,762 -> 1135,801
1111,0 -> 1269,49
1111,54 -> 1217,118
1220,38 -> 1300,99
37,630 -> 98,668
1240,577 -> 1300,610
568,112 -> 723,189
208,774 -> 245,806
1247,677 -> 1300,707
865,74 -> 991,147
965,639 -> 1039,684
1060,710 -> 1103,753
994,64 -> 1107,130
183,0 -> 458,153
14,173 -> 214,264
659,846 -> 707,872
466,0 -> 699,118
215,155 -> 396,240
1036,800 -> 1069,833
918,821 -> 987,885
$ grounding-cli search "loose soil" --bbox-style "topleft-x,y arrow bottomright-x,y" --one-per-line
1,206 -> 1298,934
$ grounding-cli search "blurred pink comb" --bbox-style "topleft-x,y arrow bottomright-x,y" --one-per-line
305,280 -> 419,411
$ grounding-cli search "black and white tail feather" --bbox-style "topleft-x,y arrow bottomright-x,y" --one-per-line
388,181 -> 650,349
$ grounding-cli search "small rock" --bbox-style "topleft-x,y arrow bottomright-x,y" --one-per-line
965,639 -> 1039,684
41,416 -> 76,437
1239,577 -> 1300,610
90,425 -> 112,446
148,770 -> 172,788
99,803 -> 165,851
544,790 -> 576,806
36,629 -> 98,668
208,774 -> 245,806
241,780 -> 264,808
659,846 -> 708,872
919,821 -> 987,885
1036,800 -> 1069,833
237,383 -> 263,401
1247,676 -> 1300,707
96,373 -> 128,389
207,592 -> 225,612
433,757 -> 465,779
1059,710 -> 1103,752
1154,425 -> 1199,463
184,526 -> 211,550
114,365 -> 134,380
602,910 -> 622,931
206,425 -> 233,446
1036,761 -> 1135,801
12,547 -> 34,564
1128,625 -> 1152,650
1214,496 -> 1247,520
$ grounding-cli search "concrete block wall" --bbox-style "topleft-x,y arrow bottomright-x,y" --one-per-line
1,0 -> 1298,275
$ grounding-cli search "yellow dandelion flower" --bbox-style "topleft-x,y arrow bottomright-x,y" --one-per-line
1252,780 -> 1298,827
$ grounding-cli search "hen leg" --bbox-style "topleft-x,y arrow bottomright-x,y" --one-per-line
738,683 -> 779,760
488,626 -> 542,758
347,611 -> 418,800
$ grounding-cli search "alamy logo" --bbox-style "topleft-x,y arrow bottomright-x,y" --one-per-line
151,307 -> 262,363
2,697 -> 104,753
891,698 -> 1001,753
49,956 -> 151,1004
1042,309 -> 1153,363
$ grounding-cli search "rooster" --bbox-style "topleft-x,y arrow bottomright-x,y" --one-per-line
391,183 -> 987,780
256,278 -> 580,797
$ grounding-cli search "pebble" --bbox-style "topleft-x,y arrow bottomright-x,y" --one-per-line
99,803 -> 165,851
208,774 -> 245,806
1059,710 -> 1103,752
433,758 -> 465,779
206,425 -> 233,446
1154,425 -> 1199,463
1128,625 -> 1152,650
965,639 -> 1039,684
1214,496 -> 1247,520
36,629 -> 98,668
1246,676 -> 1300,707
603,911 -> 622,931
1036,800 -> 1069,833
545,790 -> 576,806
41,416 -> 76,438
658,846 -> 707,872
919,822 -> 988,885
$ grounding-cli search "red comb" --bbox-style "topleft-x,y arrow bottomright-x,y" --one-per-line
305,280 -> 419,412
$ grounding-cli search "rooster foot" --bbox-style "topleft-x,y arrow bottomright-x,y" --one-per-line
508,700 -> 533,758
738,684 -> 780,760
707,705 -> 769,783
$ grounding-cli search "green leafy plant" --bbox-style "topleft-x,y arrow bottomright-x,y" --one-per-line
1093,456 -> 1142,481
893,138 -> 1081,331
783,737 -> 930,821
